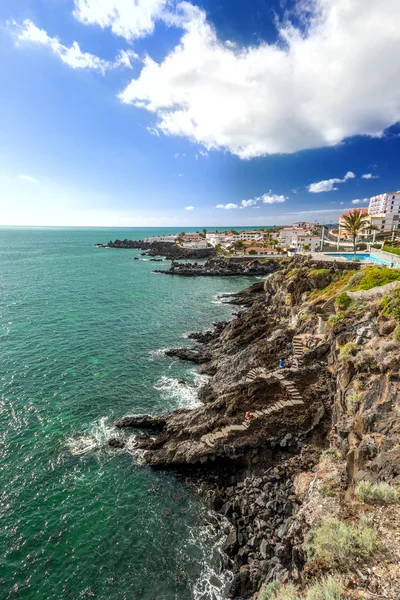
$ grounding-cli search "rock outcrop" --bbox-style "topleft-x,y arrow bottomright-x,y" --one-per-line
154,257 -> 280,276
96,238 -> 215,260
114,257 -> 400,599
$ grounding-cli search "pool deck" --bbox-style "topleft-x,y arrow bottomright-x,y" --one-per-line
311,252 -> 354,262
309,252 -> 400,267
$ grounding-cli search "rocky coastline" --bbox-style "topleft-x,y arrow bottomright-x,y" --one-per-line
154,257 -> 281,277
96,238 -> 215,260
112,257 -> 400,599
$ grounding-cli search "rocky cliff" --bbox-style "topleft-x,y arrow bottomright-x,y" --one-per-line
113,258 -> 400,599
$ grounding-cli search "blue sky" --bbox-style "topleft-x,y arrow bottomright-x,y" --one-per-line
0,0 -> 399,227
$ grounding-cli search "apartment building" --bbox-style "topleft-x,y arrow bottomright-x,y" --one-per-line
368,192 -> 400,233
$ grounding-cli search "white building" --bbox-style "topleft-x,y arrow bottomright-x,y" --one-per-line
290,235 -> 321,252
206,234 -> 228,247
182,240 -> 208,249
238,231 -> 263,241
277,227 -> 307,246
144,235 -> 176,243
368,192 -> 400,233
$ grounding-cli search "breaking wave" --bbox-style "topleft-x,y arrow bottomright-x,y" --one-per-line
65,416 -> 122,457
191,513 -> 233,600
154,370 -> 208,410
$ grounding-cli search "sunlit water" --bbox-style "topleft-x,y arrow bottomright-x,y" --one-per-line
0,227 -> 257,600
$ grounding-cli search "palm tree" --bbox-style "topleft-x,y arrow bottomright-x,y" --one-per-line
340,210 -> 378,261
232,240 -> 245,255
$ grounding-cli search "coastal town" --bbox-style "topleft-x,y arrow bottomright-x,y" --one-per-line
144,190 -> 400,262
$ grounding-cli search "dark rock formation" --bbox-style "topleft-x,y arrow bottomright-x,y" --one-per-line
154,257 -> 280,276
96,239 -> 216,260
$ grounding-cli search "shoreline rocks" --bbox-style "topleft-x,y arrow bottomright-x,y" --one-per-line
96,239 -> 216,260
154,257 -> 280,276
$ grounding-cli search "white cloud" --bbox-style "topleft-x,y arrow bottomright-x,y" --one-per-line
20,174 -> 39,184
216,203 -> 238,209
308,171 -> 356,193
118,0 -> 400,158
184,205 -> 194,210
216,192 -> 287,210
351,198 -> 369,204
15,19 -> 137,73
362,173 -> 379,179
73,0 -> 170,41
146,127 -> 160,136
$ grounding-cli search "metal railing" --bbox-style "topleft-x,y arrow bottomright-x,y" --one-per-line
368,248 -> 400,267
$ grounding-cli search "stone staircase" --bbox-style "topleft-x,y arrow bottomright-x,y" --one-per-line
319,296 -> 336,318
292,335 -> 306,359
246,367 -> 271,383
200,370 -> 305,448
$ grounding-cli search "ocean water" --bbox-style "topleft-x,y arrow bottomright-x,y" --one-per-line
0,227 -> 258,600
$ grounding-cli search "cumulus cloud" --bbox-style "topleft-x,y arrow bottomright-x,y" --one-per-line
73,0 -> 170,41
216,192 -> 287,210
20,174 -> 39,184
362,173 -> 379,179
308,171 -> 355,193
184,205 -> 194,210
118,0 -> 400,158
15,19 -> 137,73
352,198 -> 369,204
216,203 -> 238,209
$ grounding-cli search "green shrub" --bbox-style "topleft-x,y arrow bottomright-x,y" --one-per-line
321,448 -> 342,461
346,393 -> 361,411
258,582 -> 281,600
355,481 -> 398,505
258,582 -> 298,600
383,244 -> 400,257
352,266 -> 400,291
336,293 -> 351,311
395,325 -> 400,341
328,313 -> 344,325
305,576 -> 345,600
306,518 -> 379,568
347,271 -> 366,288
338,342 -> 358,362
381,288 -> 400,321
310,268 -> 331,277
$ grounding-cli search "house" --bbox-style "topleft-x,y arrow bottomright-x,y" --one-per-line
277,227 -> 308,246
290,235 -> 321,252
245,247 -> 279,255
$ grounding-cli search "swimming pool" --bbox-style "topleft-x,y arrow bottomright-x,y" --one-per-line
324,253 -> 392,265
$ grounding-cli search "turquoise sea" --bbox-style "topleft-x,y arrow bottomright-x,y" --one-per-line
0,227 -> 259,600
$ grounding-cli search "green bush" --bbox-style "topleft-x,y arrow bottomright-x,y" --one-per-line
355,481 -> 398,505
258,582 -> 281,600
347,271 -> 366,288
383,244 -> 400,257
305,576 -> 345,600
258,582 -> 298,600
321,448 -> 342,461
346,392 -> 361,411
381,289 -> 400,321
310,268 -> 331,277
395,325 -> 400,341
336,293 -> 351,311
328,313 -> 344,325
352,266 -> 400,291
306,518 -> 379,568
338,342 -> 358,362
